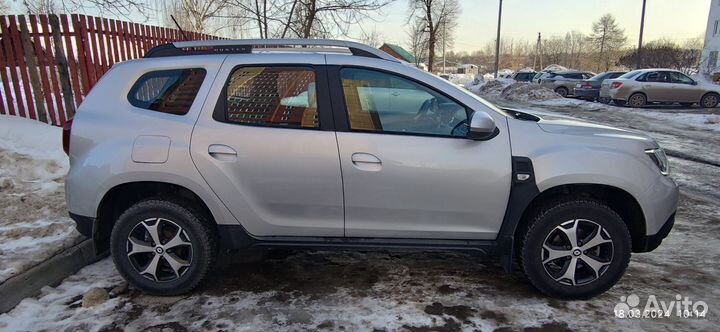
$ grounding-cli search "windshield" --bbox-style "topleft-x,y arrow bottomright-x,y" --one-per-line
619,70 -> 644,79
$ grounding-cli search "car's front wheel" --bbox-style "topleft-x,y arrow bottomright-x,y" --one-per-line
110,199 -> 217,295
521,199 -> 631,299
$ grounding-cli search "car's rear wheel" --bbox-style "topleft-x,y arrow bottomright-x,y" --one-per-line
612,99 -> 626,106
110,199 -> 217,295
627,93 -> 647,108
597,97 -> 611,104
521,199 -> 631,299
700,93 -> 719,108
555,87 -> 569,97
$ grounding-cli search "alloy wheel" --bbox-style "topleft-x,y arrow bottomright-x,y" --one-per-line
541,219 -> 614,286
126,217 -> 193,282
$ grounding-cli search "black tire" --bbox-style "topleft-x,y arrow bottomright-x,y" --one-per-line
597,97 -> 611,104
627,93 -> 647,108
520,199 -> 631,300
700,93 -> 719,108
612,99 -> 626,106
110,199 -> 217,295
555,87 -> 569,97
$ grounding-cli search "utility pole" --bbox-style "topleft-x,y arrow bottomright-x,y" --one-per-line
494,0 -> 503,78
533,32 -> 540,71
636,0 -> 647,69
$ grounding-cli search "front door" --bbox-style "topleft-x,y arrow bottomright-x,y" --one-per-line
332,67 -> 512,240
191,58 -> 344,237
669,71 -> 703,102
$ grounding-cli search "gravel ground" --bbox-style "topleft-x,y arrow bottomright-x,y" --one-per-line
0,94 -> 718,331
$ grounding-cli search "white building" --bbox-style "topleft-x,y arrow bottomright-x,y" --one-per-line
702,0 -> 720,79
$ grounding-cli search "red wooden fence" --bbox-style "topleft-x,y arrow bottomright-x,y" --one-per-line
0,14 -> 220,126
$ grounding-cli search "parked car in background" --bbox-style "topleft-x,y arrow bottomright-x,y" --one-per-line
573,71 -> 627,102
539,70 -> 596,97
532,71 -> 553,84
600,69 -> 720,108
512,71 -> 537,82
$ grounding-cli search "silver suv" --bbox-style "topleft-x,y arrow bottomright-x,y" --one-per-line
539,70 -> 596,97
64,40 -> 678,300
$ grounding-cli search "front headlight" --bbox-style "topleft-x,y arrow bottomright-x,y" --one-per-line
645,148 -> 669,175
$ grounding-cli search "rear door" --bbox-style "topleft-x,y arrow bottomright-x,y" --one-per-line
327,60 -> 512,240
191,55 -> 344,237
640,71 -> 671,101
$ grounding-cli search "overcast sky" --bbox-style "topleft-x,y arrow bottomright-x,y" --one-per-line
7,0 -> 712,52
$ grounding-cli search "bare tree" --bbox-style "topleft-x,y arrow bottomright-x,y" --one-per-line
406,18 -> 428,65
358,27 -> 384,47
620,40 -> 701,74
24,0 -> 151,19
407,0 -> 460,72
286,0 -> 392,38
564,30 -> 585,69
170,0 -> 229,33
588,13 -> 627,71
24,0 -> 60,14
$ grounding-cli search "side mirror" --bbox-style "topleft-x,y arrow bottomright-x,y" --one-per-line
467,111 -> 497,140
692,80 -> 698,85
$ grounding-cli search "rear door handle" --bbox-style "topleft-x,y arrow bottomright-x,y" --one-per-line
351,152 -> 382,171
208,144 -> 237,161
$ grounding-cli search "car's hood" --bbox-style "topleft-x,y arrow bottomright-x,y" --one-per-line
505,108 -> 658,147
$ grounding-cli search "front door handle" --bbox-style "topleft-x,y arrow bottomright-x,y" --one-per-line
208,144 -> 237,161
351,152 -> 382,171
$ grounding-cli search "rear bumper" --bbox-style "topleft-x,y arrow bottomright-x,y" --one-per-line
573,88 -> 599,99
634,212 -> 675,252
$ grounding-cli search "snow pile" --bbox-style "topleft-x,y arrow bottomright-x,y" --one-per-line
466,78 -> 514,95
447,73 -> 476,86
0,115 -> 80,283
500,83 -> 563,102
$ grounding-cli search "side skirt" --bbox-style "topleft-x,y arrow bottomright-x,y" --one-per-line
216,226 -> 498,255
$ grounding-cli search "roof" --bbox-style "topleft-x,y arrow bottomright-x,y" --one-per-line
380,43 -> 416,63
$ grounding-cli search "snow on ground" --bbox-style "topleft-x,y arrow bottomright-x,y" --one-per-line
0,115 -> 80,283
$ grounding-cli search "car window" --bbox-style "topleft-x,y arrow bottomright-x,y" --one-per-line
582,73 -> 594,79
620,70 -> 644,79
609,72 -> 625,79
340,68 -> 468,137
645,72 -> 670,83
670,72 -> 694,84
128,68 -> 206,115
223,66 -> 319,129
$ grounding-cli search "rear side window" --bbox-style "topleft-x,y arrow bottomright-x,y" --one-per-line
223,66 -> 318,129
128,68 -> 206,115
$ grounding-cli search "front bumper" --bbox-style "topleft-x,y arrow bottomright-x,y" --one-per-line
634,212 -> 675,252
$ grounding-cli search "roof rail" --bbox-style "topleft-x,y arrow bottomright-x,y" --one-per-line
144,39 -> 400,63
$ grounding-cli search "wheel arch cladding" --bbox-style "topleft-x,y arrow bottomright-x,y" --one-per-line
512,183 -> 646,255
95,181 -> 216,252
